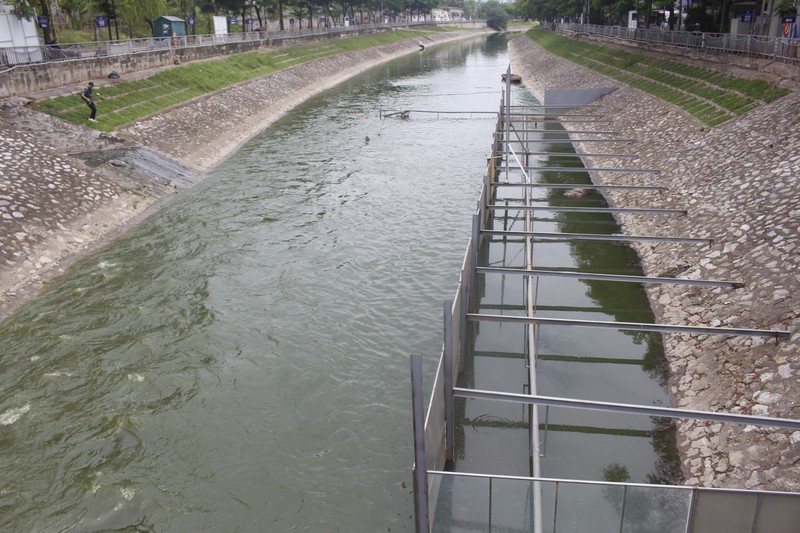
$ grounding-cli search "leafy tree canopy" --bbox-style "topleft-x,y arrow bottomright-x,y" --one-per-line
479,0 -> 508,29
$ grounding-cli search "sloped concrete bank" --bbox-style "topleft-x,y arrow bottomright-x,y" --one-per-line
509,35 -> 800,492
0,30 -> 484,319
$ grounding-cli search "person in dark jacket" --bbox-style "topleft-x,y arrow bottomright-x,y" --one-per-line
81,82 -> 97,122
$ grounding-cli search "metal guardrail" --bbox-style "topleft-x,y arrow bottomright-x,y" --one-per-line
426,470 -> 800,532
0,20 -> 483,70
557,22 -> 800,61
410,85 -> 800,533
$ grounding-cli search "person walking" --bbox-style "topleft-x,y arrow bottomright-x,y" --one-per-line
81,82 -> 97,122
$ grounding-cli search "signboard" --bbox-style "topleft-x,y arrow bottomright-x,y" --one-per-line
229,17 -> 237,25
289,18 -> 295,25
187,14 -> 195,25
96,16 -> 108,28
213,15 -> 227,34
37,15 -> 48,28
783,16 -> 796,37
246,18 -> 253,25
741,10 -> 753,22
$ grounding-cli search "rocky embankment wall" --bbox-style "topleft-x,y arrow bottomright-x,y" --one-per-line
0,31 -> 483,318
509,35 -> 800,491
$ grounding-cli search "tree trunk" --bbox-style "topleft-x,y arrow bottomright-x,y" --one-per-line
38,0 -> 56,43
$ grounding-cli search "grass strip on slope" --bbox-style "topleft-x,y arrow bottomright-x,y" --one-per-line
525,29 -> 790,126
35,29 -> 451,131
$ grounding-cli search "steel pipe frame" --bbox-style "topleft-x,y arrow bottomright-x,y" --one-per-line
474,266 -> 743,288
509,129 -> 620,134
520,167 -> 659,174
509,119 -> 613,124
482,229 -> 712,244
524,152 -> 638,157
505,138 -> 636,143
425,470 -> 800,497
485,205 -> 686,215
466,313 -> 791,339
505,113 -> 607,118
493,182 -> 667,191
452,387 -> 800,429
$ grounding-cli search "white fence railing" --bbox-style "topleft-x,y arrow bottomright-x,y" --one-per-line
0,20 -> 483,69
558,22 -> 800,60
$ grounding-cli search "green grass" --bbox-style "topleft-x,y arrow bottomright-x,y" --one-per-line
35,29 -> 447,131
526,28 -> 790,127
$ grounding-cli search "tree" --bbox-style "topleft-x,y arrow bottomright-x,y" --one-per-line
478,0 -> 508,29
121,0 -> 168,38
93,0 -> 119,39
10,0 -> 57,43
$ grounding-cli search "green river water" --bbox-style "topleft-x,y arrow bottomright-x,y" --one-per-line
0,34 -> 673,532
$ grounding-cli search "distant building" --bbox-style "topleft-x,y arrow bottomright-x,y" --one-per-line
431,7 -> 466,21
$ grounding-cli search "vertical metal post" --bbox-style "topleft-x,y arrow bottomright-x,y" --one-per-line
471,212 -> 480,273
410,354 -> 430,533
750,493 -> 762,533
459,277 -> 469,373
618,485 -> 628,533
541,405 -> 549,457
684,488 -> 698,533
488,476 -> 493,532
443,300 -> 454,463
503,65 -> 512,182
552,481 -> 560,532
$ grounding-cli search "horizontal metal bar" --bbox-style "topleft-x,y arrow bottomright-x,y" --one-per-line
506,114 -> 606,119
482,229 -> 712,244
508,104 -> 601,109
508,130 -> 619,134
505,139 -> 635,144
523,167 -> 659,174
452,387 -> 800,429
466,313 -> 790,339
475,266 -> 743,288
426,470 -> 800,497
492,183 -> 667,191
510,120 -> 612,124
382,109 -> 497,115
523,152 -> 638,158
380,106 -> 602,115
485,205 -> 686,215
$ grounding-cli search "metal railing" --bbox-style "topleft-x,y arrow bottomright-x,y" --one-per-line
409,84 -> 799,533
427,470 -> 800,532
557,22 -> 800,61
0,19 -> 483,69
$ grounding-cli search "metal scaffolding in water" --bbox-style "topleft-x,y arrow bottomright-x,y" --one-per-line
410,71 -> 799,533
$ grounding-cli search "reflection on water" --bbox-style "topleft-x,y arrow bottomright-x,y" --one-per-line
455,108 -> 681,486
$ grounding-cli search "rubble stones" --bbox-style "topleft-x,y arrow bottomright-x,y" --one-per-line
510,36 -> 799,492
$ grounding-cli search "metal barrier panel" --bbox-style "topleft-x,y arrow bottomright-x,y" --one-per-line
430,473 -> 491,531
689,491 -> 757,532
423,355 -> 446,471
428,473 -> 693,533
755,493 -> 800,532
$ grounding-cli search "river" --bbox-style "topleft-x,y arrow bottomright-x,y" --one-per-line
0,33 -> 673,532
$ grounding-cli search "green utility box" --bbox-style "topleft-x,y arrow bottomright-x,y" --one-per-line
153,16 -> 187,38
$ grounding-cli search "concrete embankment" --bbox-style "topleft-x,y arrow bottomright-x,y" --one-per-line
509,35 -> 800,492
0,30 -> 485,319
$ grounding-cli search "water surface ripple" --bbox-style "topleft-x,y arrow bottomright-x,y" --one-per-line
1,35 -> 517,532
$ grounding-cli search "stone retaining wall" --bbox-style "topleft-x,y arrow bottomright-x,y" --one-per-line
0,26 -> 443,99
509,35 -> 800,492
